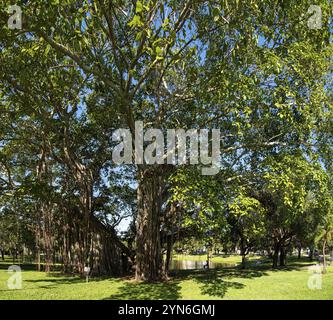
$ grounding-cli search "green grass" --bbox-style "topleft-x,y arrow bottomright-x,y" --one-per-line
172,254 -> 264,264
0,256 -> 332,300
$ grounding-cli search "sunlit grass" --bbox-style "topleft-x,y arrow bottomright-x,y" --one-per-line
172,254 -> 264,264
1,255 -> 332,300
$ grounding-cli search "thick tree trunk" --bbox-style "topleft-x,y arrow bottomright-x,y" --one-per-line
42,204 -> 53,273
36,145 -> 53,272
241,254 -> 246,269
1,249 -> 4,261
135,168 -> 164,281
272,243 -> 280,268
240,238 -> 247,269
279,246 -> 286,267
165,235 -> 173,274
35,223 -> 41,271
297,246 -> 301,259
12,249 -> 17,264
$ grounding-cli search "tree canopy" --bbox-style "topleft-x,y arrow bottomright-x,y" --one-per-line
0,0 -> 332,280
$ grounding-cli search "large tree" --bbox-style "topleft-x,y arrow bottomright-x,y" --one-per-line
1,0 -> 332,281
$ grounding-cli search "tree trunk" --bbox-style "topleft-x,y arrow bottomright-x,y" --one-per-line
241,254 -> 246,269
36,144 -> 53,272
12,249 -> 17,264
309,247 -> 314,261
42,204 -> 53,273
240,238 -> 247,269
36,223 -> 41,272
206,249 -> 210,270
135,168 -> 164,281
272,243 -> 280,268
267,248 -> 272,259
297,246 -> 301,259
63,137 -> 94,273
165,235 -> 173,274
322,238 -> 327,273
279,246 -> 286,267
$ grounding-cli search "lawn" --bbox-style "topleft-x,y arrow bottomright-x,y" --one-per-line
172,253 -> 264,264
0,256 -> 332,300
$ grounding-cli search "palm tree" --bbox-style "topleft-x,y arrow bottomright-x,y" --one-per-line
316,217 -> 333,273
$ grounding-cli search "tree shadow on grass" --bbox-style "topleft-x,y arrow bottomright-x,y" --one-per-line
185,262 -> 315,298
171,267 -> 269,298
0,263 -> 37,271
172,266 -> 268,281
0,274 -> 81,292
193,270 -> 253,298
105,280 -> 182,300
24,275 -> 122,286
219,267 -> 269,279
195,273 -> 244,298
24,278 -> 83,286
269,265 -> 313,272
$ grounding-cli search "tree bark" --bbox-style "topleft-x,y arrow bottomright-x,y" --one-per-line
42,204 -> 53,273
279,246 -> 286,267
322,237 -> 327,273
135,168 -> 164,281
36,144 -> 53,272
35,223 -> 41,271
272,243 -> 280,268
62,129 -> 94,272
241,254 -> 246,269
165,235 -> 173,274
239,238 -> 247,269
206,249 -> 210,270
309,247 -> 314,261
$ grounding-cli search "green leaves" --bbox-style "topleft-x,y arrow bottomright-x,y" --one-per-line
128,15 -> 144,28
129,1 -> 150,28
44,44 -> 51,56
230,194 -> 263,218
155,46 -> 164,60
136,1 -> 144,14
212,7 -> 221,22
0,0 -> 332,274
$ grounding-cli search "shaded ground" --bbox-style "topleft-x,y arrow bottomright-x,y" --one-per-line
0,256 -> 332,300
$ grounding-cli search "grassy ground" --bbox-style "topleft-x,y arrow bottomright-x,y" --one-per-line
172,254 -> 264,264
0,255 -> 332,300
